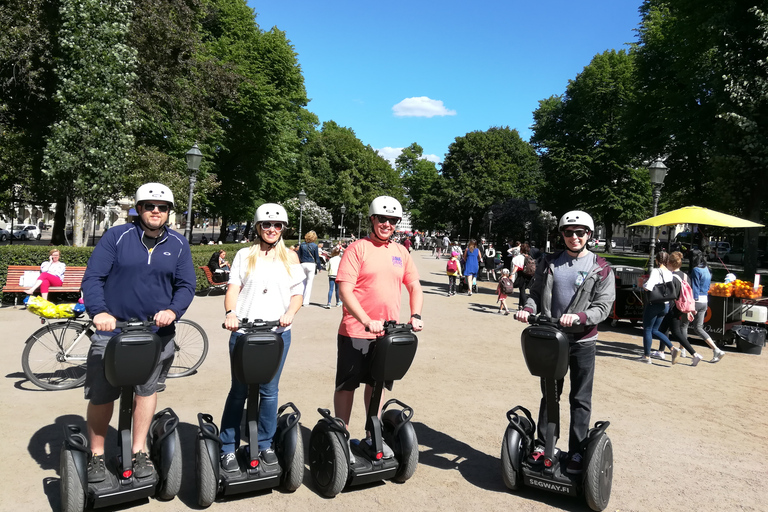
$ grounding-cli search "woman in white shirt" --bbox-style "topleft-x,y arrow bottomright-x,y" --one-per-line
219,204 -> 304,472
25,249 -> 66,300
640,251 -> 680,364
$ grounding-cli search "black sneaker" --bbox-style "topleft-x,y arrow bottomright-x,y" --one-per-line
220,452 -> 239,472
132,451 -> 155,478
566,452 -> 583,474
87,453 -> 106,483
260,448 -> 278,465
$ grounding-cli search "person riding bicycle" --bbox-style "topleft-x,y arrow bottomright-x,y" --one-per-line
514,210 -> 615,475
81,183 -> 196,483
332,195 -> 423,462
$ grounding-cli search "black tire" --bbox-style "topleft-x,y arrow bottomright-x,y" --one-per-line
60,447 -> 86,512
501,429 -> 523,491
390,422 -> 418,483
309,428 -> 348,498
156,429 -> 182,500
21,233 -> 27,240
22,323 -> 90,390
281,428 -> 304,492
196,438 -> 218,507
37,233 -> 42,240
584,434 -> 613,511
166,319 -> 208,378
0,234 -> 6,241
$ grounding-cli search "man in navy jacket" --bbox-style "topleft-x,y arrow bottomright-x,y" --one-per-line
81,183 -> 195,483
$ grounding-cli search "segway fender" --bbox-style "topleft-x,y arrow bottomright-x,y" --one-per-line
503,426 -> 524,474
62,425 -> 90,492
150,408 -> 180,477
197,413 -> 222,480
314,408 -> 350,459
275,402 -> 302,465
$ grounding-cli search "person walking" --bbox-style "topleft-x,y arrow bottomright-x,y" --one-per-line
484,243 -> 498,282
497,268 -> 513,314
332,196 -> 423,462
515,210 -> 615,475
325,246 -> 343,308
689,249 -> 726,362
511,243 -> 535,310
640,250 -> 680,364
446,250 -> 463,296
81,183 -> 196,483
218,203 -> 304,472
298,230 -> 321,306
463,239 -> 481,296
439,234 -> 450,259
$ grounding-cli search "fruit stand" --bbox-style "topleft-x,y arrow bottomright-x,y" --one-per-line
706,280 -> 767,353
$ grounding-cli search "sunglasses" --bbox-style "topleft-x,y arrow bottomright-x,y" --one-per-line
562,229 -> 587,238
374,215 -> 399,226
142,203 -> 169,213
260,221 -> 284,231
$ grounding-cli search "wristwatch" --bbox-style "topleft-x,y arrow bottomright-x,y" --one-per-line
225,310 -> 235,316
410,313 -> 422,320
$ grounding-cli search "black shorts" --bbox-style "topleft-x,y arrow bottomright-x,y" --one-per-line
335,335 -> 393,392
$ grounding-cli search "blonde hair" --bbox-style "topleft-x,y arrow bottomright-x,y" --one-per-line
668,251 -> 683,270
304,230 -> 317,243
244,231 -> 293,276
49,249 -> 60,257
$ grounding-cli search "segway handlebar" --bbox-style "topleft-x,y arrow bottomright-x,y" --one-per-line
114,318 -> 157,330
222,319 -> 281,331
526,314 -> 581,327
364,320 -> 414,333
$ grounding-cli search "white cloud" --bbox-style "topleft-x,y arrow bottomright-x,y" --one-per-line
392,97 -> 457,118
375,147 -> 443,168
423,153 -> 441,164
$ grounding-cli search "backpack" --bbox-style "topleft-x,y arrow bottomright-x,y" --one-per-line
500,277 -> 515,295
446,259 -> 458,273
674,273 -> 696,314
522,254 -> 536,277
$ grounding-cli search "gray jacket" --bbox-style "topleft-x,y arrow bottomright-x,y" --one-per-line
523,250 -> 616,340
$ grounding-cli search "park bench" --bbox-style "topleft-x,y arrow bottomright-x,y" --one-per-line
199,266 -> 227,295
2,265 -> 87,305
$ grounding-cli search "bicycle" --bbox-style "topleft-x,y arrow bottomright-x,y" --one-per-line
21,316 -> 209,391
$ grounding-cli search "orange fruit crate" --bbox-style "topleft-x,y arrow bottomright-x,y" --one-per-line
709,282 -> 733,297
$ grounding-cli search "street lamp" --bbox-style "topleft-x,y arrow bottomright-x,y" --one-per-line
184,143 -> 203,242
528,199 -> 539,244
9,183 -> 22,245
298,189 -> 307,241
485,210 -> 492,240
647,158 -> 668,267
468,216 -> 473,242
339,204 -> 346,240
357,211 -> 362,239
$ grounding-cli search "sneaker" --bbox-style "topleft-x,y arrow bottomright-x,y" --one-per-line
691,353 -> 704,367
324,303 -> 331,309
220,451 -> 239,472
679,348 -> 689,358
132,451 -> 155,478
566,453 -> 583,474
671,347 -> 681,365
712,350 -> 726,363
651,350 -> 666,360
637,356 -> 652,364
363,437 -> 394,459
87,453 -> 106,483
260,448 -> 278,465
336,302 -> 343,308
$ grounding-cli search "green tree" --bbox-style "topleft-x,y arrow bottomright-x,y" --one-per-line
531,50 -> 649,249
441,126 -> 540,237
396,143 -> 442,231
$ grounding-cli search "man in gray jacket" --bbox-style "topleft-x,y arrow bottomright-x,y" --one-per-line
515,210 -> 615,475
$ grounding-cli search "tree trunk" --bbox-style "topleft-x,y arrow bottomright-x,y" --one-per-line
73,199 -> 86,247
51,195 -> 68,245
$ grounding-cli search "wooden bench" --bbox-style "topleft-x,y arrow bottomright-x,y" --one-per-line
199,266 -> 227,295
3,265 -> 87,305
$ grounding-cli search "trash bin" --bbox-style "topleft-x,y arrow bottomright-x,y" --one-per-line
731,325 -> 766,355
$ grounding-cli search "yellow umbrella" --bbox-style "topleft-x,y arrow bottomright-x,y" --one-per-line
629,206 -> 764,228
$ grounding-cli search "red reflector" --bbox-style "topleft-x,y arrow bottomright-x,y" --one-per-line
376,452 -> 383,460
122,469 -> 133,478
250,459 -> 259,468
544,459 -> 552,468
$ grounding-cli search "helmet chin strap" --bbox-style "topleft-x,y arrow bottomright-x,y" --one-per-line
256,231 -> 281,249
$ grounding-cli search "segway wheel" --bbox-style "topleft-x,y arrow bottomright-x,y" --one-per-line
196,438 -> 218,508
389,422 -> 418,483
308,428 -> 348,497
501,428 -> 523,491
60,447 -> 86,512
156,429 -> 183,500
584,433 -> 613,511
281,429 -> 304,492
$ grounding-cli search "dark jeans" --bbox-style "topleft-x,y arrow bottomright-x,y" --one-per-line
537,340 -> 596,455
643,301 -> 672,356
448,275 -> 458,294
220,329 -> 291,454
515,274 -> 532,309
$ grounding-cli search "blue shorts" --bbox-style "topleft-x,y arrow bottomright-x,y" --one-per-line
84,332 -> 174,405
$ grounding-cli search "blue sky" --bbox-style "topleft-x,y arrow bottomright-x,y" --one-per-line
248,0 -> 642,165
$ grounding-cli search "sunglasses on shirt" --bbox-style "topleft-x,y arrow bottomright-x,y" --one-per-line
142,203 -> 169,213
562,229 -> 587,238
260,221 -> 284,231
374,215 -> 399,226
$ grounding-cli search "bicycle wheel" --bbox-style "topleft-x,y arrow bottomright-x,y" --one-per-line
166,319 -> 209,378
22,322 -> 91,390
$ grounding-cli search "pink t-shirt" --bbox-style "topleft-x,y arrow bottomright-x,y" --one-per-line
335,236 -> 420,338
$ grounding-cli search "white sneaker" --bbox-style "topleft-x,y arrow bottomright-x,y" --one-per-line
712,350 -> 726,363
651,350 -> 666,360
679,348 -> 688,358
691,353 -> 704,367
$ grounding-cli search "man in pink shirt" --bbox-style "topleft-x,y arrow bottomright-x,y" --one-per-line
333,196 -> 423,461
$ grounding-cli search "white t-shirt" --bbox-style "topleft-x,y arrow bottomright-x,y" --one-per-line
228,248 -> 304,332
327,255 -> 342,278
512,254 -> 525,272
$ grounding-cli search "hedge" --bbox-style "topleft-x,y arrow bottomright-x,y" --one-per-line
0,240 -> 298,304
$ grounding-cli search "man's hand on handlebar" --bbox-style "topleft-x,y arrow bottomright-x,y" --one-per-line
154,309 -> 176,328
364,319 -> 384,335
515,310 -> 530,323
558,313 -> 580,327
409,316 -> 423,332
93,312 -> 117,332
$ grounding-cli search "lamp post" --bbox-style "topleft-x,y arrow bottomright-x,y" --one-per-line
468,216 -> 473,242
9,184 -> 22,245
183,143 -> 203,242
485,210 -> 492,240
647,158 -> 668,268
528,199 -> 539,244
297,189 -> 307,242
357,211 -> 362,238
339,204 -> 346,240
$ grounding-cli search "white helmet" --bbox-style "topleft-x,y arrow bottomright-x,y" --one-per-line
135,183 -> 174,207
255,203 -> 289,226
559,210 -> 594,232
369,196 -> 402,219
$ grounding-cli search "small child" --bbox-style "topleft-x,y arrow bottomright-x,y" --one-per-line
497,268 -> 513,315
446,251 -> 463,296
325,247 -> 342,308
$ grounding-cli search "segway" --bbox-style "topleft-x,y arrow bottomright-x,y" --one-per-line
60,320 -> 182,512
308,321 -> 419,497
195,320 -> 303,507
501,315 -> 613,511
